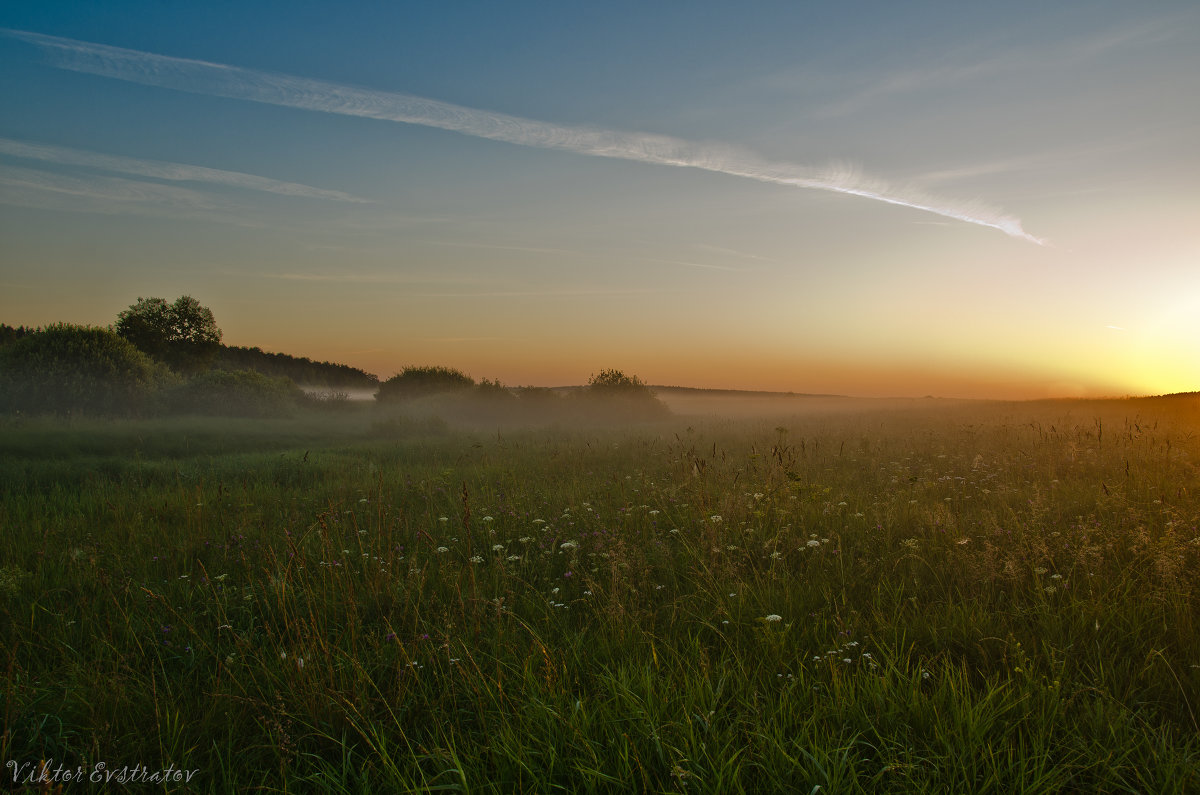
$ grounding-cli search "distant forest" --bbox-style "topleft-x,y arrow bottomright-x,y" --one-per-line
0,323 -> 378,390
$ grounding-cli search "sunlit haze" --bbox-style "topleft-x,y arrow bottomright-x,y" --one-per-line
2,2 -> 1198,398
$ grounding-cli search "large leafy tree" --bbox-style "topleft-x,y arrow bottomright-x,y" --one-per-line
116,296 -> 222,375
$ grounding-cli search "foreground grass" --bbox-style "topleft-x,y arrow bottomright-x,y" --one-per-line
1,398 -> 1198,792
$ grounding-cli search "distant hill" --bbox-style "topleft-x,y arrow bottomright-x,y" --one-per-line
649,385 -> 847,399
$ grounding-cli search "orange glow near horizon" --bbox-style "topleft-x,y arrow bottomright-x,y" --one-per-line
1,11 -> 1198,401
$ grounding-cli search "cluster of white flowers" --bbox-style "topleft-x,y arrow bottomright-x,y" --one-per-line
814,639 -> 876,671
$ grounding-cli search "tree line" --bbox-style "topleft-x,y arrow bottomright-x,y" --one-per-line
0,298 -> 668,422
0,297 -> 362,417
2,301 -> 376,391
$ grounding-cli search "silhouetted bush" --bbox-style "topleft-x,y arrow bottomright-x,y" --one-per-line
0,324 -> 38,348
303,390 -> 357,412
167,369 -> 305,418
578,369 -> 670,421
216,345 -> 378,389
376,366 -> 475,403
0,324 -> 178,416
474,378 -> 515,401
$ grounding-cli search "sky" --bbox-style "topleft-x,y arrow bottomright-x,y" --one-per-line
1,1 -> 1198,399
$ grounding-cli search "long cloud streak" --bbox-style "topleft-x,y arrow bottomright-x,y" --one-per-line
3,28 -> 1043,244
0,137 -> 367,202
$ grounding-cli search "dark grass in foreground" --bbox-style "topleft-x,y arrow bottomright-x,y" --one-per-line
1,399 -> 1198,792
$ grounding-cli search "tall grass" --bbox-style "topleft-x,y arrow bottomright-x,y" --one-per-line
1,399 -> 1197,792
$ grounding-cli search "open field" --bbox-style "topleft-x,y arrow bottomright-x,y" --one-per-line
2,395 -> 1199,792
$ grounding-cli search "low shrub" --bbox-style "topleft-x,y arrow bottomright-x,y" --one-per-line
376,366 -> 475,403
168,369 -> 305,418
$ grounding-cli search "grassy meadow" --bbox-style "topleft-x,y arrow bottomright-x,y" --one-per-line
1,395 -> 1198,792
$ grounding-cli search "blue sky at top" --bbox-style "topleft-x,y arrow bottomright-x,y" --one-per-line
1,1 -> 1197,396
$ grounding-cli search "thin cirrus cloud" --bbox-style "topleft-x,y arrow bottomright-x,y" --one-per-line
811,18 -> 1178,119
2,28 -> 1044,245
0,137 -> 368,202
0,162 -> 222,212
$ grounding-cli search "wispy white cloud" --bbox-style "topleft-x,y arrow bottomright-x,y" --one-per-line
404,289 -> 671,298
691,243 -> 781,264
912,136 -> 1157,187
809,17 -> 1181,119
427,240 -> 580,257
638,257 -> 743,273
0,163 -> 287,230
2,28 -> 1043,244
261,271 -> 485,285
0,163 -> 219,212
0,137 -> 368,202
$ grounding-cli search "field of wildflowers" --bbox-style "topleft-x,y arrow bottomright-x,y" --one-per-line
1,397 -> 1198,792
